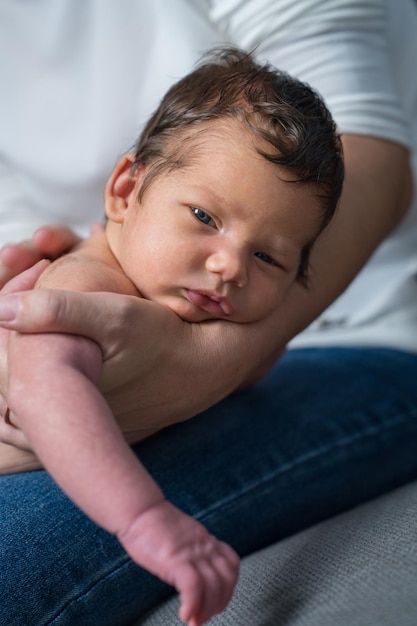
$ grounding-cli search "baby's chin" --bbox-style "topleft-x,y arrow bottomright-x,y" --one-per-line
170,303 -> 222,323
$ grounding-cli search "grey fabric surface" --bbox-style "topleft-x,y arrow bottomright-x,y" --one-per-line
135,481 -> 417,626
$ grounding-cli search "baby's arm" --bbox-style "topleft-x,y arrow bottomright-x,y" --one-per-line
8,326 -> 237,625
5,249 -> 238,625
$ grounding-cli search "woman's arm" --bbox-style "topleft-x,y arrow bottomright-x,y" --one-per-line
0,133 -> 412,427
0,0 -> 413,429
265,134 -> 412,342
205,0 -> 414,332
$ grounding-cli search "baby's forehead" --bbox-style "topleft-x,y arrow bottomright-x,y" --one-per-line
171,117 -> 273,164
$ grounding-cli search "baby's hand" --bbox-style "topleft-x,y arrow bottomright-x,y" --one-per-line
117,500 -> 239,626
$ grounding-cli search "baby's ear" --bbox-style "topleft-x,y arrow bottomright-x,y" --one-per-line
104,153 -> 144,223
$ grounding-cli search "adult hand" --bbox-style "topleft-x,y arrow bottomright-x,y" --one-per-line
0,223 -> 102,288
0,261 -> 50,450
1,134 -> 411,441
0,225 -> 100,449
0,285 -> 282,439
0,220 -> 285,453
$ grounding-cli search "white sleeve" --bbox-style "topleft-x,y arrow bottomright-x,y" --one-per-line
206,0 -> 412,148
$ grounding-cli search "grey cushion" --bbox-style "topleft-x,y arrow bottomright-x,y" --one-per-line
135,481 -> 417,625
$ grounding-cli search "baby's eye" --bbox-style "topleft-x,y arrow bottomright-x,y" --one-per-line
191,207 -> 215,226
254,251 -> 277,266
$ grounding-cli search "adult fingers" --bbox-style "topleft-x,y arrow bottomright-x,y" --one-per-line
0,225 -> 82,288
0,288 -> 145,357
0,410 -> 32,450
0,263 -> 50,400
0,242 -> 44,287
0,260 -> 50,296
31,224 -> 82,257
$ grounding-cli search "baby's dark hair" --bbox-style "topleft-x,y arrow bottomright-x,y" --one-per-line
132,47 -> 344,284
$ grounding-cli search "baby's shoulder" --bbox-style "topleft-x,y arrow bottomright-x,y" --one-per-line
36,236 -> 139,296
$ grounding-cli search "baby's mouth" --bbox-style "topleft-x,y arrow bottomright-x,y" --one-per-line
183,289 -> 234,316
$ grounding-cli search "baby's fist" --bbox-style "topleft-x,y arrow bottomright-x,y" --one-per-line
118,500 -> 239,625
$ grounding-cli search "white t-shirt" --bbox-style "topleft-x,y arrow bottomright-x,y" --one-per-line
1,0 -> 416,352
205,0 -> 417,352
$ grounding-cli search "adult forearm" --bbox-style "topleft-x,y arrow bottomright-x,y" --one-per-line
254,134 -> 413,347
0,135 -> 412,433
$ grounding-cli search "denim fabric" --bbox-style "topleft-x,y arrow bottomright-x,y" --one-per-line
2,347 -> 417,626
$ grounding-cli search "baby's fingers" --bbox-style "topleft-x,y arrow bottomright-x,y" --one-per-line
177,562 -> 205,625
211,542 -> 240,615
178,541 -> 239,626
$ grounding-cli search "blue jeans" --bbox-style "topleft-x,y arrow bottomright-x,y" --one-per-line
2,347 -> 417,625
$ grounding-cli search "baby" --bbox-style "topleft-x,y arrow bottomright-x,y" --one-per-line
1,48 -> 343,625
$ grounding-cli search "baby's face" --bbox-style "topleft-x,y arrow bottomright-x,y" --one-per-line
112,121 -> 323,323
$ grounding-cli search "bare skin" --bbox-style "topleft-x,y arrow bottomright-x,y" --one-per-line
0,134 -> 412,433
0,240 -> 238,626
0,137 -> 412,625
0,121 -> 327,626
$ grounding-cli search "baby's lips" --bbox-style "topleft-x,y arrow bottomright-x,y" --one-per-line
184,289 -> 234,316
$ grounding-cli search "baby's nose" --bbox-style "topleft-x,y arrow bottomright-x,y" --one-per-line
205,248 -> 248,287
